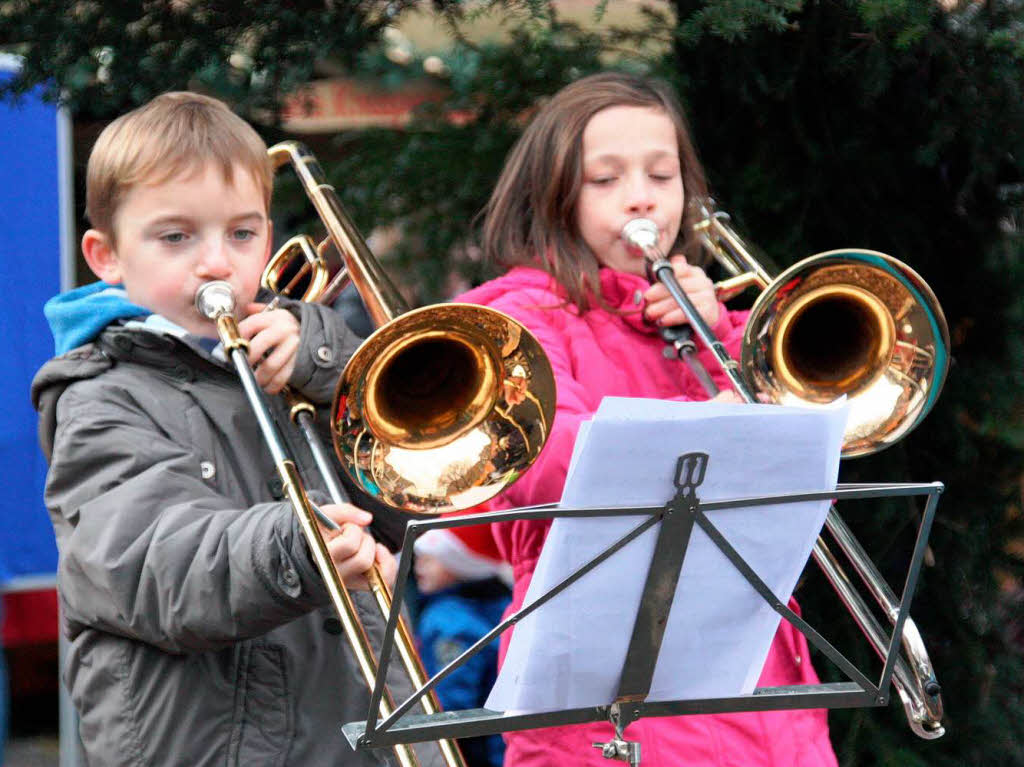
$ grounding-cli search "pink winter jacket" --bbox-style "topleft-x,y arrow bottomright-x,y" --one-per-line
456,266 -> 838,767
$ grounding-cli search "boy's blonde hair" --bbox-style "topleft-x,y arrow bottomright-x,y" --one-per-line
85,91 -> 273,237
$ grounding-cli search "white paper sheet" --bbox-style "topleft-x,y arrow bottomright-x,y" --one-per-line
487,397 -> 848,714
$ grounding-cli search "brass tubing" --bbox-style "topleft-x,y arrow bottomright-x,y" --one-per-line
812,535 -> 943,737
269,141 -> 407,325
696,204 -> 772,290
303,411 -> 465,765
823,511 -> 944,725
367,567 -> 467,767
289,391 -> 463,765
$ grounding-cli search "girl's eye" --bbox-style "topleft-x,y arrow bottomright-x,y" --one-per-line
650,173 -> 676,182
589,176 -> 617,186
160,232 -> 187,244
232,228 -> 257,241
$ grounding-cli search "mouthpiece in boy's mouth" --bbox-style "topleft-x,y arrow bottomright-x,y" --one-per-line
195,281 -> 237,320
621,218 -> 661,259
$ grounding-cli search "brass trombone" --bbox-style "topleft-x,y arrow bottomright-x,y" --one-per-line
255,140 -> 555,766
265,141 -> 555,516
622,211 -> 948,738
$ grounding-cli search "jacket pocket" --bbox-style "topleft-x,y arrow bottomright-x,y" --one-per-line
233,641 -> 294,766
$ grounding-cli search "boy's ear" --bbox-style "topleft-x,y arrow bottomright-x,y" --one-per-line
81,229 -> 122,284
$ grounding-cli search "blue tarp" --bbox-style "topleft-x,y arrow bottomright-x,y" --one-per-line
0,64 -> 65,586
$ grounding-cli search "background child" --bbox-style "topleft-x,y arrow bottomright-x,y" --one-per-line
413,526 -> 511,767
30,92 -> 435,767
455,72 -> 839,766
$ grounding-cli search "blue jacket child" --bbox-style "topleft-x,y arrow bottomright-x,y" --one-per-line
414,527 -> 513,767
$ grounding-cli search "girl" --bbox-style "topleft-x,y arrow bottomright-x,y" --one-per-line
455,72 -> 839,767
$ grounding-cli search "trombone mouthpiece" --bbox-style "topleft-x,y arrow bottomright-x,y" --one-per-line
621,218 -> 662,259
195,281 -> 237,320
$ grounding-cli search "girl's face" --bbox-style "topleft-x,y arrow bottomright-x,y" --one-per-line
575,105 -> 684,279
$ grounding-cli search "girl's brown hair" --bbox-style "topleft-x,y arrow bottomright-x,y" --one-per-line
481,72 -> 708,312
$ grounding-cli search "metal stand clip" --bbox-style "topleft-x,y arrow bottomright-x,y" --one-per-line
592,704 -> 643,766
592,738 -> 641,766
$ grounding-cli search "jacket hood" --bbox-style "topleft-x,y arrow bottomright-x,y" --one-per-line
44,281 -> 149,356
457,267 -> 562,307
31,343 -> 115,461
31,320 -> 223,462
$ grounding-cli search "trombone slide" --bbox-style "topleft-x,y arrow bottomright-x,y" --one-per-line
621,218 -> 751,400
196,281 -> 423,767
283,392 -> 466,767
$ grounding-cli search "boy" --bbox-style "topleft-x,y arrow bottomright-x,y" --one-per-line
30,92 -> 430,766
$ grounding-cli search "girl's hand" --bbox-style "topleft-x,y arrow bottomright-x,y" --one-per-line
710,389 -> 743,404
317,503 -> 377,589
238,303 -> 300,394
643,255 -> 721,329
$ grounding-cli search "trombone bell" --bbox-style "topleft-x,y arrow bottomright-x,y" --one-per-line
333,304 -> 555,514
770,285 -> 895,402
742,250 -> 949,457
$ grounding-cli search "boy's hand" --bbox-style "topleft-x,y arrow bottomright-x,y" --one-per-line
643,255 -> 721,329
317,504 -> 378,590
374,543 -> 398,589
238,303 -> 300,394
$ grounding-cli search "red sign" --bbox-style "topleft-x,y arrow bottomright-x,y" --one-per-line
281,77 -> 450,132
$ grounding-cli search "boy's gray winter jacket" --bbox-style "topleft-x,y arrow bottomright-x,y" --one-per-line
31,299 -> 440,767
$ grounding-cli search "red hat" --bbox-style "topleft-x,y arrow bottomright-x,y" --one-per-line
414,524 -> 512,584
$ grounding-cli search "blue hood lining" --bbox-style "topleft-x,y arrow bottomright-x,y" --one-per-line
44,282 -> 150,355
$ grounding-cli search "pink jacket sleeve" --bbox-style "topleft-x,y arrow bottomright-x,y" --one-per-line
484,293 -> 603,510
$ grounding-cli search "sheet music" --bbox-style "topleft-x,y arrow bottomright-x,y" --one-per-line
487,397 -> 848,713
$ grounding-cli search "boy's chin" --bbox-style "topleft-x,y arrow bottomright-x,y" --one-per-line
194,322 -> 223,341
170,313 -> 221,339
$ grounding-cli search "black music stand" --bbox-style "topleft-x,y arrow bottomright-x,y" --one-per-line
342,452 -> 943,765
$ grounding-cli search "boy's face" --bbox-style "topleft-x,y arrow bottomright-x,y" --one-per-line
84,162 -> 271,337
575,105 -> 684,279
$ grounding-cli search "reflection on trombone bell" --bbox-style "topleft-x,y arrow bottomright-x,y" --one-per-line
621,211 -> 948,739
